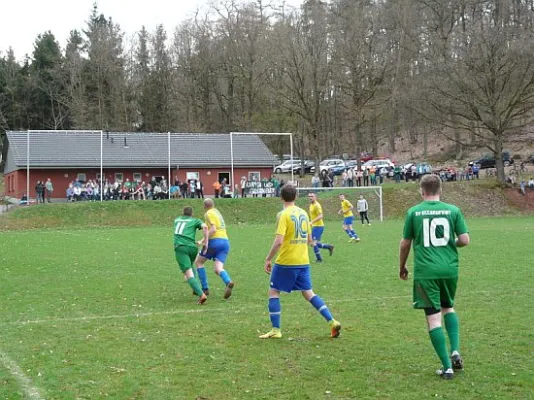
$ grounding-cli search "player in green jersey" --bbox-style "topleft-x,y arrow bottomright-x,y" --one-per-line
399,174 -> 470,380
174,207 -> 209,305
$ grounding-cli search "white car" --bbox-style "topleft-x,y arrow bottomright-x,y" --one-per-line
273,160 -> 301,174
311,159 -> 345,174
361,159 -> 394,171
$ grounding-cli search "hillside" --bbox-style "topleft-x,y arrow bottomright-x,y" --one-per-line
384,129 -> 534,165
0,181 -> 525,231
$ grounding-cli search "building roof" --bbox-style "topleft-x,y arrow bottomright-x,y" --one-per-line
5,131 -> 277,172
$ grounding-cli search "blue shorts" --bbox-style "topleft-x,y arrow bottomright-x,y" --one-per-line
199,238 -> 230,263
270,265 -> 312,293
343,216 -> 354,226
311,227 -> 324,241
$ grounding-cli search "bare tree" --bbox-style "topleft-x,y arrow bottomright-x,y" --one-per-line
420,1 -> 534,182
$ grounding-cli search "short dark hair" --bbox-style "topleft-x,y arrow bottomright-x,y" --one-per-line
183,207 -> 193,216
281,184 -> 297,202
420,174 -> 442,195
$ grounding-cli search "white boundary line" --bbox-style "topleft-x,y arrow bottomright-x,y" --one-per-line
0,350 -> 44,400
0,293 -> 495,328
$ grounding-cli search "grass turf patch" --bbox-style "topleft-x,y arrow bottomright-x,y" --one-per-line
0,217 -> 533,399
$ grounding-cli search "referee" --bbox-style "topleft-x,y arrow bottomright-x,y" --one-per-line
357,194 -> 371,225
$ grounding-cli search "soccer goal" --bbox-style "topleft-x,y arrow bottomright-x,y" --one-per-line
296,186 -> 384,222
229,132 -> 294,189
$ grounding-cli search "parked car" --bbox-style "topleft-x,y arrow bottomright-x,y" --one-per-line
469,152 -> 514,169
330,164 -> 348,175
361,158 -> 394,171
273,160 -> 301,174
293,160 -> 315,174
344,160 -> 359,170
311,159 -> 345,174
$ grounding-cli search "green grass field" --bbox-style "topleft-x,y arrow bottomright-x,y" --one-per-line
0,217 -> 533,399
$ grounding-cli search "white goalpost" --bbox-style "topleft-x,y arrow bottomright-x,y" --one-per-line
26,130 -> 104,202
296,186 -> 384,222
229,132 -> 294,189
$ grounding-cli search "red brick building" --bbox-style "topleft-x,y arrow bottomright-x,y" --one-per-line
2,131 -> 276,199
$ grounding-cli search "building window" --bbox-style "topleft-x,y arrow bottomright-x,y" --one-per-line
115,173 -> 124,182
133,173 -> 142,182
77,173 -> 87,183
186,172 -> 199,181
248,172 -> 261,182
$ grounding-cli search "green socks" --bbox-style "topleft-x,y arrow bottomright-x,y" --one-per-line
188,277 -> 203,296
444,312 -> 460,353
429,327 -> 452,370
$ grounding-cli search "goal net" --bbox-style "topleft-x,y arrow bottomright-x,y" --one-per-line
296,186 -> 384,222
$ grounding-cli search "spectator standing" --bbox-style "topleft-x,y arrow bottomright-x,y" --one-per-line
189,180 -> 196,199
379,167 -> 387,184
272,176 -> 280,197
528,177 -> 534,188
472,164 -> 479,179
342,171 -> 348,187
196,179 -> 204,198
180,181 -> 188,199
370,166 -> 376,186
240,176 -> 247,197
94,183 -> 100,201
357,194 -> 371,225
363,168 -> 369,186
410,165 -> 417,182
520,180 -> 526,195
356,169 -> 362,187
261,177 -> 269,197
328,170 -> 335,187
35,181 -> 44,203
45,178 -> 54,203
213,180 -> 221,198
394,165 -> 401,183
347,167 -> 354,187
312,175 -> 320,188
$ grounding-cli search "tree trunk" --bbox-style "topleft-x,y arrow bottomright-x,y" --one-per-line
494,135 -> 506,183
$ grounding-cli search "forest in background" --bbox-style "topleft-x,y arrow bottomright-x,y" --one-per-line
2,0 -> 534,181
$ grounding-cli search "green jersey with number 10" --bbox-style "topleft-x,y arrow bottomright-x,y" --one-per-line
403,201 -> 468,279
173,216 -> 204,247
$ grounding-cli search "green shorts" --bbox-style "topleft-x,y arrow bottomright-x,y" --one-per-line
413,278 -> 458,311
174,245 -> 198,273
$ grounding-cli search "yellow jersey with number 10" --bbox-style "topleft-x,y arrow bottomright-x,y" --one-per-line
341,199 -> 354,217
275,205 -> 310,267
309,202 -> 324,227
205,208 -> 228,240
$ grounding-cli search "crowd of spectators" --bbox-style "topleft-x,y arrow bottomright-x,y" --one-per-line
30,174 -> 286,203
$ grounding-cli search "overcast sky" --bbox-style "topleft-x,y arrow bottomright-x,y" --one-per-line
1,0 -> 303,59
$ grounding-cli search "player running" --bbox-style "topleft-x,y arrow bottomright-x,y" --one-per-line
195,198 -> 235,299
308,192 -> 334,262
399,174 -> 470,380
259,184 -> 341,339
173,207 -> 209,305
338,194 -> 360,242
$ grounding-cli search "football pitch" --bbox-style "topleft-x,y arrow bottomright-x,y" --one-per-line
0,217 -> 533,400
